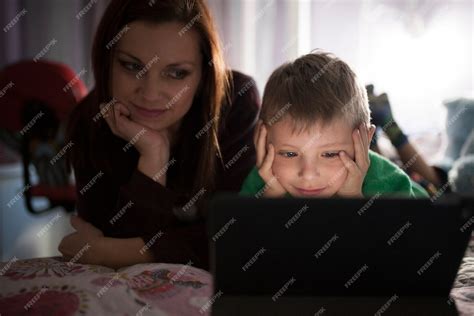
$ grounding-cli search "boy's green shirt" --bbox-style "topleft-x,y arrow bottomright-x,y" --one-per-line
240,150 -> 429,198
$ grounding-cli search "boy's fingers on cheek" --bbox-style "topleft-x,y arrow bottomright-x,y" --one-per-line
363,125 -> 369,146
253,124 -> 260,149
255,128 -> 265,167
258,127 -> 268,165
260,144 -> 274,171
354,129 -> 365,165
339,151 -> 356,172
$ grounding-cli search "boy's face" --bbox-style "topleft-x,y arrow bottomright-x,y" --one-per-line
266,117 -> 374,197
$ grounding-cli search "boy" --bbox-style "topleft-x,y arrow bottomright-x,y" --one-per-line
240,51 -> 428,198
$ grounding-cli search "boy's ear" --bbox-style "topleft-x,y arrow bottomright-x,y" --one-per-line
367,124 -> 376,145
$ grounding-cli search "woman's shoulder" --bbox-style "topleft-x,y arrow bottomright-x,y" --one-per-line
220,70 -> 260,126
228,70 -> 260,105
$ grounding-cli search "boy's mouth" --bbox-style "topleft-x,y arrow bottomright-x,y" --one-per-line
295,186 -> 326,196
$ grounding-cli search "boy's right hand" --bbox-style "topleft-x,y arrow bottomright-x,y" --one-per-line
254,121 -> 287,197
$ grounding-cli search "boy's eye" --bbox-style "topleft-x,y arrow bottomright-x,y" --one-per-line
322,152 -> 340,158
165,69 -> 190,80
279,151 -> 298,158
119,60 -> 143,72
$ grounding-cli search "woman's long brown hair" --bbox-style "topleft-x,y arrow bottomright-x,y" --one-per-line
68,0 -> 231,198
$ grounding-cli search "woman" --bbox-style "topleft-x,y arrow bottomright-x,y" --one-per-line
58,0 -> 260,270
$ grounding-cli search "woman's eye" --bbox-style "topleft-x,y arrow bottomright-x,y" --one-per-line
119,60 -> 143,72
279,151 -> 298,158
166,69 -> 190,80
323,152 -> 340,158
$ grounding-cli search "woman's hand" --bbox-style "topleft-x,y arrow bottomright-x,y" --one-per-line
58,215 -> 105,266
100,101 -> 171,185
254,121 -> 287,197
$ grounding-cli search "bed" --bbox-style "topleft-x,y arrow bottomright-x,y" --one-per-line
1,235 -> 474,315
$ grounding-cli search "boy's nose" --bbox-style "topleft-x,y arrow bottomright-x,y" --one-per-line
298,162 -> 320,180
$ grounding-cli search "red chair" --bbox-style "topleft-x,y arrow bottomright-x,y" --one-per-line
0,60 -> 88,214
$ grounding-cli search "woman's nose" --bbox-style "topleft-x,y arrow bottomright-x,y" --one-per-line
139,76 -> 166,104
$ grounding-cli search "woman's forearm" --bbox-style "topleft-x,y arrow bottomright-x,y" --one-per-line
397,142 -> 441,187
138,154 -> 167,186
98,236 -> 154,269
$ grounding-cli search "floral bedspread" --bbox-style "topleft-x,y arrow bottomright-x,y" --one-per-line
1,237 -> 474,316
0,259 -> 213,315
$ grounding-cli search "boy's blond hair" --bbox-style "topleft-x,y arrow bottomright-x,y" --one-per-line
260,50 -> 370,132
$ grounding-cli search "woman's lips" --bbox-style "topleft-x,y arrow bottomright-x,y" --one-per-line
295,187 -> 326,196
132,103 -> 168,118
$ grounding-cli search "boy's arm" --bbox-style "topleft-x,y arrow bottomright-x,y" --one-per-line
409,180 -> 430,198
239,166 -> 266,196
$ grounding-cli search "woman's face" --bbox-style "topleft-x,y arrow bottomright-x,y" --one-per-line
111,21 -> 203,132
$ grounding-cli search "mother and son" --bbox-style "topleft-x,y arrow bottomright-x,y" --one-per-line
58,0 -> 428,270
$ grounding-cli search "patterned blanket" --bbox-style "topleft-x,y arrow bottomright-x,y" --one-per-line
1,237 -> 474,315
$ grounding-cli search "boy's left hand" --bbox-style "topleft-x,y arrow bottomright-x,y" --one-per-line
58,215 -> 105,265
337,124 -> 375,198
